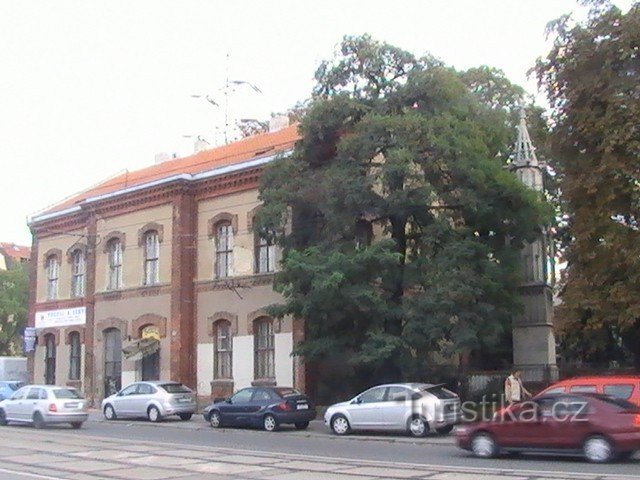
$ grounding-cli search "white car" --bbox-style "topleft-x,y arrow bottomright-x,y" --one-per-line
0,384 -> 88,429
324,383 -> 461,437
101,381 -> 196,422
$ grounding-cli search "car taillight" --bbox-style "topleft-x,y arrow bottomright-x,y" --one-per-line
48,403 -> 57,412
634,414 -> 640,427
276,402 -> 292,411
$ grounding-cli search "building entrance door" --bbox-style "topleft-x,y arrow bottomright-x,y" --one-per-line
104,328 -> 122,396
140,325 -> 160,381
141,351 -> 159,381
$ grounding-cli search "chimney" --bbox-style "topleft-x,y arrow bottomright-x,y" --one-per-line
154,152 -> 178,164
269,114 -> 289,133
194,136 -> 210,153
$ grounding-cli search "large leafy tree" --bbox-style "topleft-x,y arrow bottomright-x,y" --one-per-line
536,1 -> 640,367
0,264 -> 29,356
256,35 -> 550,389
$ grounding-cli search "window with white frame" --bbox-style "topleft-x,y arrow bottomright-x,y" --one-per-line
107,239 -> 123,290
215,222 -> 233,278
69,331 -> 81,380
46,255 -> 59,300
255,234 -> 276,273
71,249 -> 85,297
143,230 -> 159,285
254,318 -> 274,379
213,321 -> 232,379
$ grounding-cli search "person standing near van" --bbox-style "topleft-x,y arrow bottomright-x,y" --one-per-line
505,369 -> 532,404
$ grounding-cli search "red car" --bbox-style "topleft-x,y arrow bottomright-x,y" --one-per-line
456,393 -> 640,463
538,375 -> 640,406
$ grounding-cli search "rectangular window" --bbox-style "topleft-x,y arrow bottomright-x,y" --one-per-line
214,322 -> 232,379
44,335 -> 56,385
215,224 -> 233,278
71,250 -> 85,297
255,320 -> 274,379
144,232 -> 160,285
108,241 -> 123,290
46,257 -> 59,300
69,333 -> 81,381
256,236 -> 276,273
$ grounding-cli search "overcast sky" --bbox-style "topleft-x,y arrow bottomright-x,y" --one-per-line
0,0 -> 633,245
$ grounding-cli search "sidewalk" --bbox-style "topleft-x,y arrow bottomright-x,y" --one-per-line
87,409 -> 456,445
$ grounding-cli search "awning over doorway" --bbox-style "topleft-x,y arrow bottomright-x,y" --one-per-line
122,338 -> 159,360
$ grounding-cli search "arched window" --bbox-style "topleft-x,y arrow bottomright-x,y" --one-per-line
44,334 -> 56,385
107,239 -> 123,290
46,255 -> 59,300
215,222 -> 233,278
70,249 -> 85,297
213,320 -> 232,379
255,234 -> 276,274
254,318 -> 274,380
143,230 -> 160,285
68,332 -> 81,380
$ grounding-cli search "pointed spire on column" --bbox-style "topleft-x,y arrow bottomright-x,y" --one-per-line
513,107 -> 539,167
511,106 -> 544,192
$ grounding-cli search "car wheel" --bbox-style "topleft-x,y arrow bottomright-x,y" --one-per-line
471,432 -> 498,458
70,422 -> 83,429
209,411 -> 222,428
408,416 -> 429,437
330,414 -> 350,436
263,414 -> 278,432
32,412 -> 45,430
179,413 -> 192,421
103,404 -> 117,421
295,421 -> 309,430
583,435 -> 615,463
147,406 -> 162,423
436,425 -> 454,435
0,409 -> 7,426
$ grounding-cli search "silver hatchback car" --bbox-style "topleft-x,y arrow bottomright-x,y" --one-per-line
0,385 -> 88,429
102,381 -> 196,422
324,383 -> 461,437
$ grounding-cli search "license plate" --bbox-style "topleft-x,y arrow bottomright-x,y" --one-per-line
65,402 -> 79,408
179,398 -> 192,403
297,404 -> 309,410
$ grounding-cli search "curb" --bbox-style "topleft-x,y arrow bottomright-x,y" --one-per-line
87,411 -> 455,446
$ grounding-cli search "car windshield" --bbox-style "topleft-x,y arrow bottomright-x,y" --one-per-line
8,382 -> 25,391
159,383 -> 191,394
421,385 -> 457,399
274,388 -> 301,398
52,388 -> 82,399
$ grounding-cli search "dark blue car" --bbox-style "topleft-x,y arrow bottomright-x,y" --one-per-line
203,386 -> 316,432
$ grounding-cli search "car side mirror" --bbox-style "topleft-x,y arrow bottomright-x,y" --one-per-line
352,397 -> 362,404
225,398 -> 232,404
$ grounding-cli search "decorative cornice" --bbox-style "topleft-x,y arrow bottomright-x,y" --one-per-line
195,273 -> 275,293
94,283 -> 171,302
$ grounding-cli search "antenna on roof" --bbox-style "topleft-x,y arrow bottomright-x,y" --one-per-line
191,52 -> 262,145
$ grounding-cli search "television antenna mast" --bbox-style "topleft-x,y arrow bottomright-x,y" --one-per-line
191,53 -> 262,144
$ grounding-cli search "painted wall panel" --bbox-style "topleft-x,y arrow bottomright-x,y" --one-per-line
275,333 -> 293,387
197,343 -> 214,395
233,335 -> 253,390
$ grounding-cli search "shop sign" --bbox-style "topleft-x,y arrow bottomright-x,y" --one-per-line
35,307 -> 86,329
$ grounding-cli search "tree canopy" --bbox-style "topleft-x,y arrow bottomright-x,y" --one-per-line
256,35 -> 551,390
535,1 -> 640,367
0,264 -> 29,356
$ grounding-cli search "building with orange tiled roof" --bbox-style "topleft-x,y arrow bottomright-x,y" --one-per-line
0,242 -> 31,270
27,122 -> 307,404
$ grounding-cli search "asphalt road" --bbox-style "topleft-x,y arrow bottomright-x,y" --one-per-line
74,413 -> 639,478
0,413 -> 638,479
